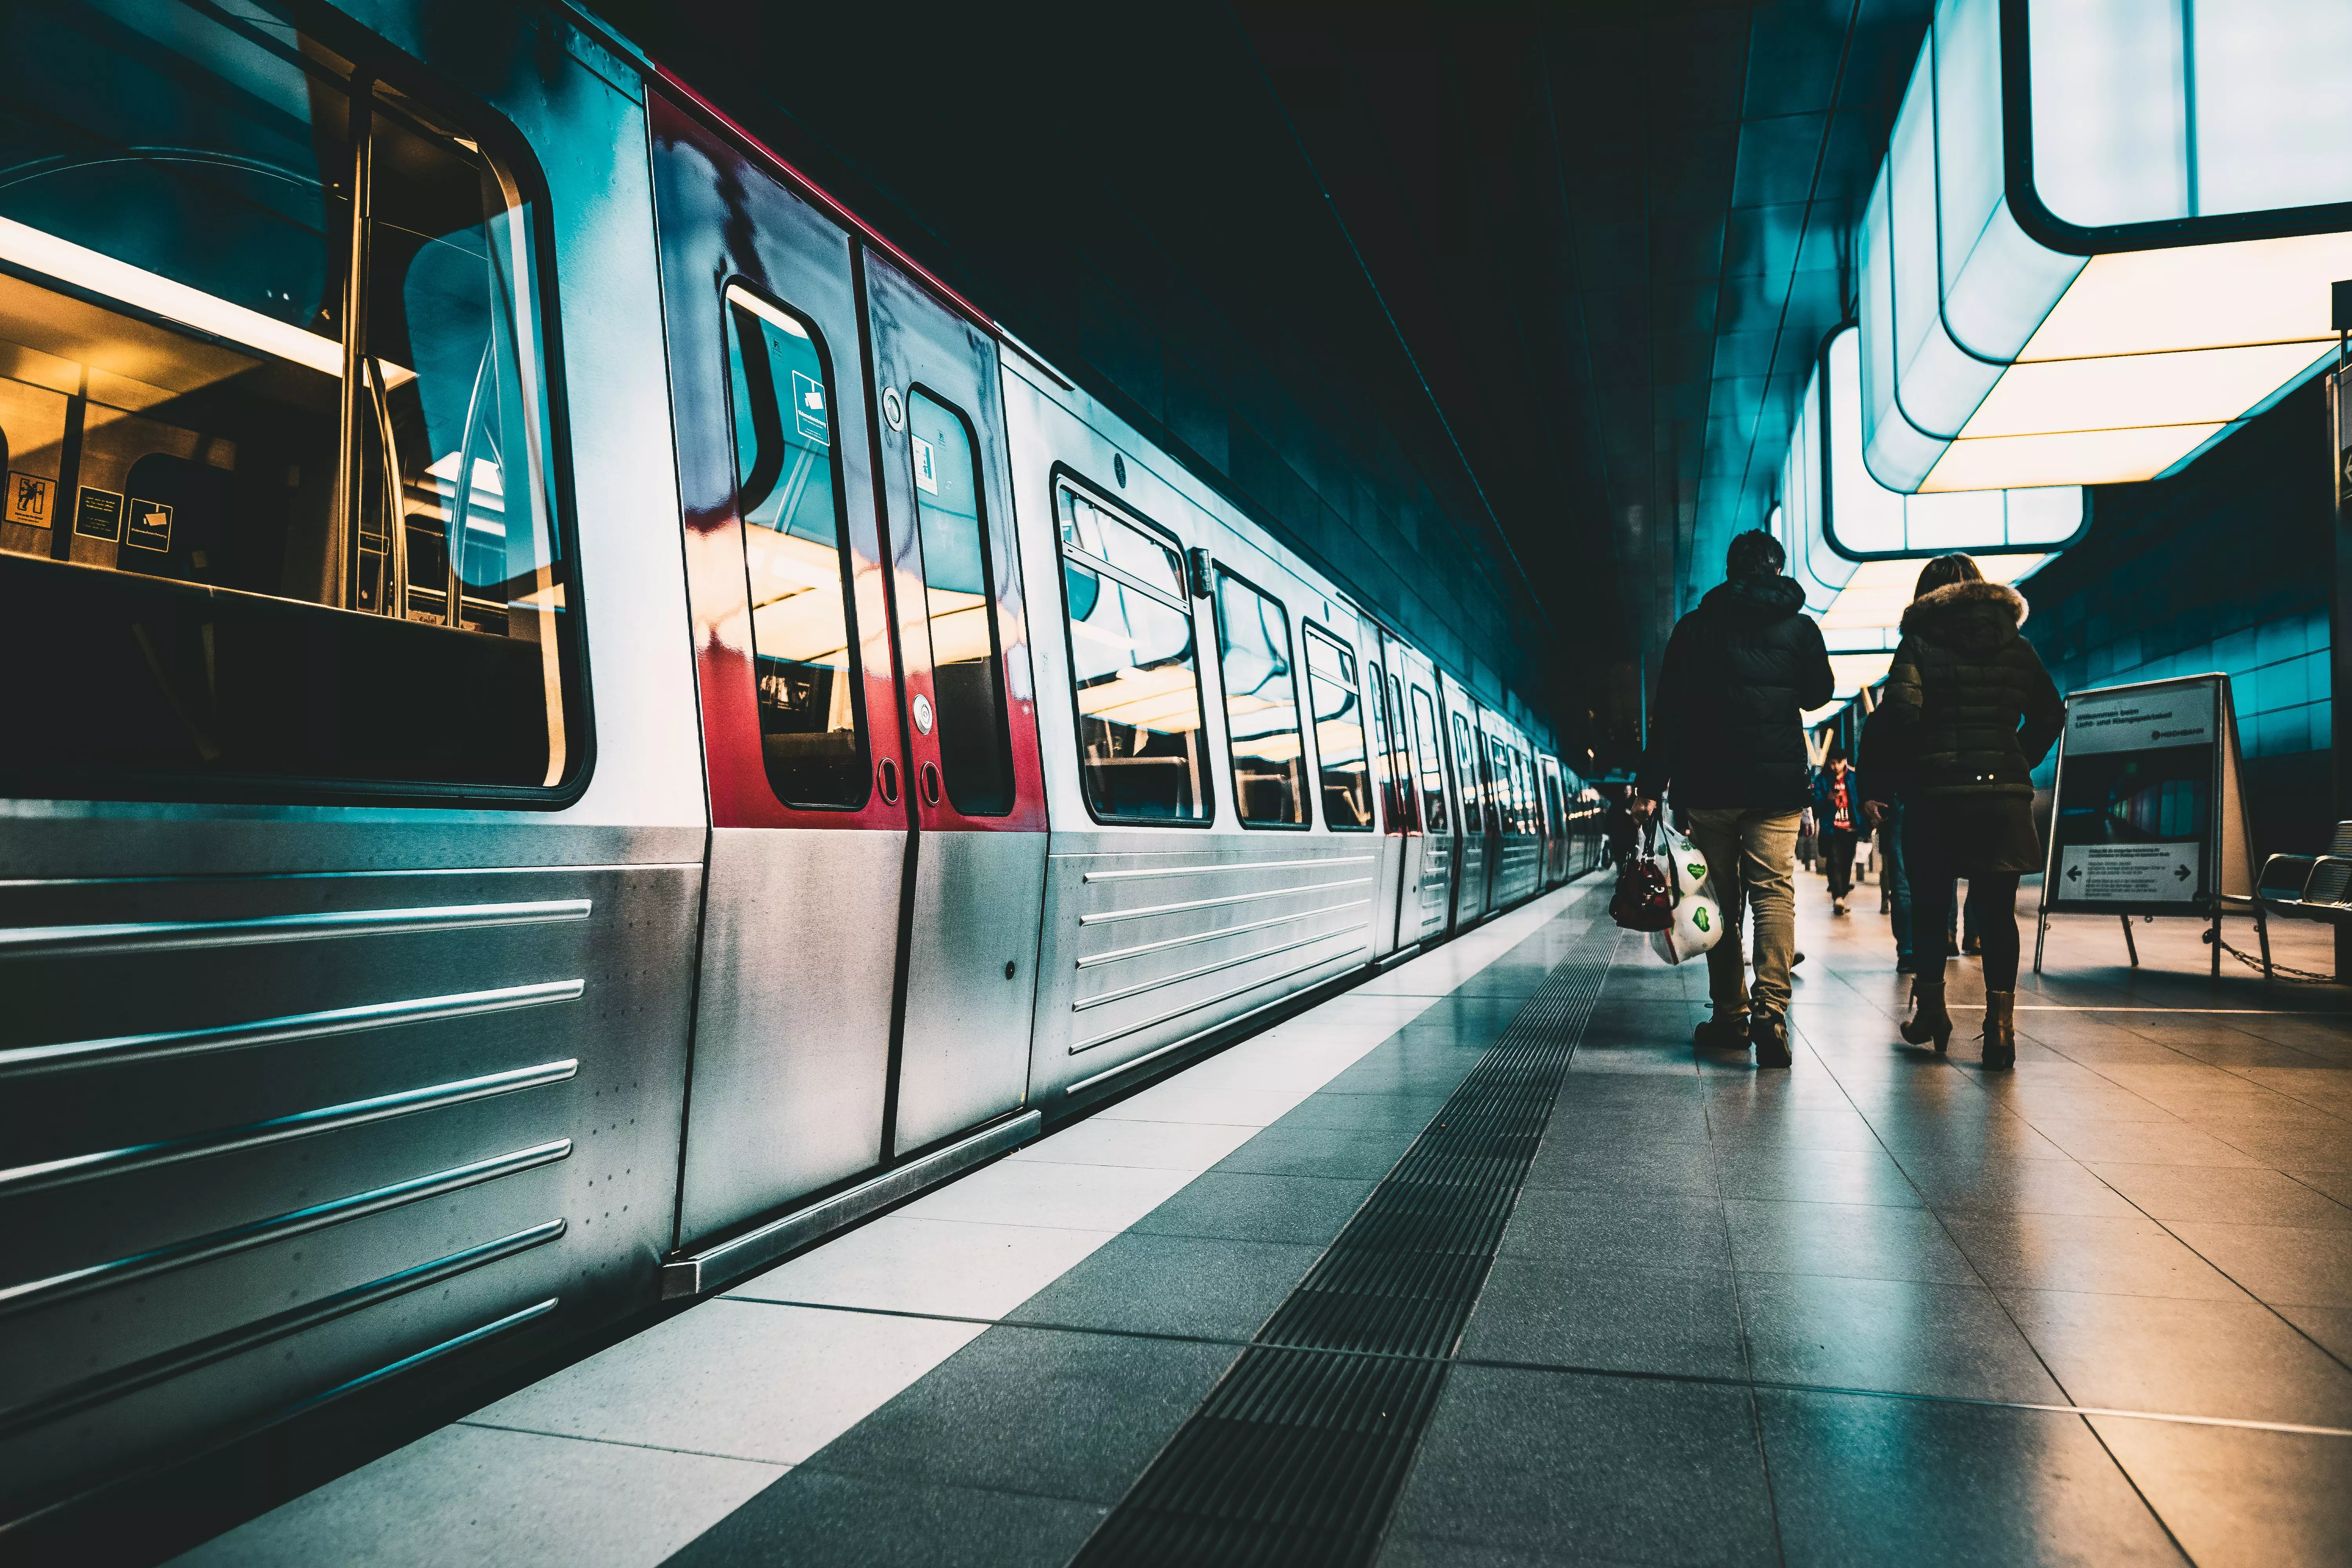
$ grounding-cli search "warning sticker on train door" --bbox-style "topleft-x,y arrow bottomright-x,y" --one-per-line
2056,843 -> 2200,902
910,433 -> 938,494
790,370 -> 828,445
7,471 -> 53,526
124,498 -> 173,552
74,486 -> 123,541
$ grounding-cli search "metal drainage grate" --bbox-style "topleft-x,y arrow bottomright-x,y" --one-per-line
1070,925 -> 1617,1568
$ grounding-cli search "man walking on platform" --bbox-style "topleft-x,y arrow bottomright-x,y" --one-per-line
1815,747 -> 1861,915
1633,530 -> 1834,1067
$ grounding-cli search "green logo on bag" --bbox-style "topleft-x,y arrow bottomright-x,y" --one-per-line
1693,906 -> 1711,933
1687,861 -> 1705,878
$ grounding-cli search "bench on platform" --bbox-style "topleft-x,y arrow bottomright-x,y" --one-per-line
2258,822 -> 2352,926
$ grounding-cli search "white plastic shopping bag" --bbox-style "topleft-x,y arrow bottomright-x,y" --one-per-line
1648,821 -> 1726,965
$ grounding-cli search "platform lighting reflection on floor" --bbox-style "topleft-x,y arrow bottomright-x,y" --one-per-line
1857,0 -> 2352,493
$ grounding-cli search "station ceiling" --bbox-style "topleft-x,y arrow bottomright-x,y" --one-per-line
618,0 -> 1933,749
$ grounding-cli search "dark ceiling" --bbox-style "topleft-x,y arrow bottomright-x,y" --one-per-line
610,0 -> 1933,761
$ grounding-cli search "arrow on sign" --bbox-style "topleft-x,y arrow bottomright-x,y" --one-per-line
2175,863 -> 2192,881
2067,865 -> 2082,882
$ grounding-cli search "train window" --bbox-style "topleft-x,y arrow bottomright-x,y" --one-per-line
726,287 -> 866,809
1057,481 -> 1208,824
1214,569 -> 1305,828
1387,670 -> 1416,831
0,2 -> 578,798
1454,714 -> 1485,834
906,388 -> 1012,815
1303,626 -> 1371,831
1409,685 -> 1449,835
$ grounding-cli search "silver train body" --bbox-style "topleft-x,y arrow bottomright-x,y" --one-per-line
0,0 -> 1604,1535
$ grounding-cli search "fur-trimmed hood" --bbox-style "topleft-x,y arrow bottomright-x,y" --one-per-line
1900,577 -> 2027,654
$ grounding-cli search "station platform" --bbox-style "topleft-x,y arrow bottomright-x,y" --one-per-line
178,875 -> 2352,1567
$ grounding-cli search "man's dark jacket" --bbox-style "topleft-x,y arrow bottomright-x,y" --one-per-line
1870,578 -> 2063,797
1636,573 -> 1833,811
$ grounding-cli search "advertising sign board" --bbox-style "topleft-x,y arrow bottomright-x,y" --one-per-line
2035,673 -> 2265,976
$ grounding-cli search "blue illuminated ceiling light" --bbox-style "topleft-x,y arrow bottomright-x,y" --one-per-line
1859,0 -> 2352,493
1777,324 -> 2084,720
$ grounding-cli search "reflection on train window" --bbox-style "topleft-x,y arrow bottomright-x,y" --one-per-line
1214,569 -> 1305,828
906,389 -> 1011,815
1410,686 -> 1449,835
1488,735 -> 1513,832
0,1 -> 577,795
1058,482 -> 1207,824
1303,627 -> 1371,831
1454,714 -> 1485,834
725,286 -> 866,809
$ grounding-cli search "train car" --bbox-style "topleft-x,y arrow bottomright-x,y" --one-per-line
0,0 -> 1596,1543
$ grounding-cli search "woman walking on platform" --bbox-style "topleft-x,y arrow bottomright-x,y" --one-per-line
1860,555 -> 2062,1068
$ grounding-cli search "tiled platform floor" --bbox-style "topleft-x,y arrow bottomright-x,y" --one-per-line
180,870 -> 2352,1567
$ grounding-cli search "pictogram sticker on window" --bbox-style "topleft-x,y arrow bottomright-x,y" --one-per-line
790,370 -> 829,446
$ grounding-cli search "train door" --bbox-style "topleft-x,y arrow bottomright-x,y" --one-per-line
1539,755 -> 1569,887
862,256 -> 1047,1154
1394,644 -> 1455,946
652,94 -> 911,1245
1376,628 -> 1420,951
1440,678 -> 1490,928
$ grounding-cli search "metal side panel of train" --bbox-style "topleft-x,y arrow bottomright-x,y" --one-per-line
999,364 -> 1383,1098
0,0 -> 703,1530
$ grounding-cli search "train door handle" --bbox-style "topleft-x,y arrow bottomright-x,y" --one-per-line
920,761 -> 942,806
878,757 -> 900,805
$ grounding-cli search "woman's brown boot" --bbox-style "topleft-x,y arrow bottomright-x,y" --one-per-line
1900,979 -> 1952,1053
1982,991 -> 2016,1069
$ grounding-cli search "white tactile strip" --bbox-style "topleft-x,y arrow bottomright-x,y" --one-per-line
176,883 -> 1592,1568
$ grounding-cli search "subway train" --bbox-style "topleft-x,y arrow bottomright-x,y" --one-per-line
0,0 -> 1605,1539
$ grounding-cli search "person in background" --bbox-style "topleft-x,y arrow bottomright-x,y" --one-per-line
1814,747 -> 1861,915
1634,529 -> 1834,1068
1861,554 -> 2062,1068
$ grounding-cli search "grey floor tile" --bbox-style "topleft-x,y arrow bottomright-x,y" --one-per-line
2165,1221 -> 2352,1307
1497,1187 -> 1732,1271
2091,1416 -> 2352,1568
1712,1144 -> 1924,1208
1212,1121 -> 1424,1180
664,1470 -> 1104,1568
175,1423 -> 783,1568
1377,1534 -> 1581,1567
1521,1134 -> 1721,1198
1722,1198 -> 1978,1284
1700,1107 -> 1886,1154
2275,1303 -> 2352,1361
1126,1170 -> 1377,1247
1893,1152 -> 2141,1218
800,1325 -> 1233,1504
1459,1254 -> 1747,1378
2085,1163 -> 2352,1229
1735,1271 -> 2065,1403
1940,1211 -> 2250,1301
2025,1117 -> 2265,1168
1757,1389 -> 2183,1566
1005,1230 -> 1320,1339
1386,1366 -> 1778,1565
1278,1091 -> 1453,1132
466,1299 -> 982,1466
2002,1288 -> 2352,1427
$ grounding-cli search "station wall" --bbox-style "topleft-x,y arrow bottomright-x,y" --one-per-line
2020,378 -> 2333,858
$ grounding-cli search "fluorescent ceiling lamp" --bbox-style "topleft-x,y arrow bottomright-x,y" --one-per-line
0,213 -> 411,388
1858,0 -> 2352,494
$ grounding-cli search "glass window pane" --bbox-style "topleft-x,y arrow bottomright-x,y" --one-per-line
1387,670 -> 1417,831
726,289 -> 866,809
0,1 -> 575,795
1060,485 -> 1206,823
1060,485 -> 1185,598
907,388 -> 1011,815
1305,627 -> 1371,831
1215,569 -> 1305,828
1455,715 -> 1485,834
1410,685 -> 1449,835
